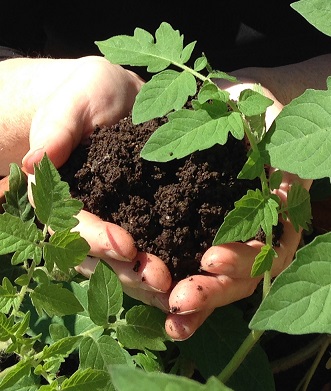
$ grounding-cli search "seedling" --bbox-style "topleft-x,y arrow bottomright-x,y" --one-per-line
1,0 -> 331,389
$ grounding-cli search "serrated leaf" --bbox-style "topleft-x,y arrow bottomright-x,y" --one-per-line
286,182 -> 312,231
251,244 -> 277,277
198,82 -> 230,104
80,335 -> 132,371
30,283 -> 83,317
70,281 -> 104,338
41,335 -> 82,360
0,213 -> 43,264
262,88 -> 331,179
0,361 -> 32,391
250,231 -> 331,334
132,70 -> 196,123
291,0 -> 331,36
2,373 -> 38,391
133,352 -> 162,372
88,261 -> 123,326
117,305 -> 168,351
3,163 -> 33,222
0,277 -> 18,314
96,22 -> 194,73
32,154 -> 83,231
110,365 -> 232,391
213,189 -> 279,245
140,109 -> 244,162
238,89 -> 273,117
43,229 -> 90,274
0,313 -> 15,341
61,368 -> 109,391
237,149 -> 265,180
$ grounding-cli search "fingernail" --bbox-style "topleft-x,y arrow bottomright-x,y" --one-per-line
104,249 -> 132,263
173,308 -> 199,315
141,275 -> 169,293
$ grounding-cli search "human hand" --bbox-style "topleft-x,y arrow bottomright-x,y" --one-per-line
0,55 -> 173,301
162,76 -> 312,341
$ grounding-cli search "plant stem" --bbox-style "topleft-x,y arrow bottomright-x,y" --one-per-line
12,260 -> 37,316
217,329 -> 264,384
271,334 -> 328,374
295,335 -> 331,391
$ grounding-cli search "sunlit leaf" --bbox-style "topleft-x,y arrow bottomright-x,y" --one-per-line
250,231 -> 331,334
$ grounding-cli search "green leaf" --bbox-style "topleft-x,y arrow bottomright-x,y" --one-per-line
96,22 -> 195,73
238,89 -> 273,117
0,277 -> 19,314
0,213 -> 43,264
198,82 -> 230,104
237,149 -> 265,180
286,182 -> 312,231
261,88 -> 331,179
41,335 -> 82,360
0,361 -> 31,391
32,154 -> 83,231
0,313 -> 15,341
194,56 -> 208,72
79,335 -> 133,371
70,281 -> 104,338
133,70 -> 196,123
3,163 -> 33,222
213,189 -> 279,245
133,351 -> 162,372
117,305 -> 169,351
109,365 -> 232,391
251,244 -> 277,277
179,306 -> 275,391
250,231 -> 331,334
61,368 -> 109,391
291,0 -> 331,36
269,170 -> 283,191
2,374 -> 38,391
43,229 -> 90,274
140,109 -> 244,162
88,261 -> 123,326
30,283 -> 83,317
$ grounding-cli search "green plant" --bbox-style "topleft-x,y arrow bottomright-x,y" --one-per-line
1,0 -> 331,390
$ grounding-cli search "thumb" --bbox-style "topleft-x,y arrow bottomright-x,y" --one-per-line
22,85 -> 88,173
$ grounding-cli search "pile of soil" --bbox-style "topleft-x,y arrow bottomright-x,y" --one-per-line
60,114 -> 260,280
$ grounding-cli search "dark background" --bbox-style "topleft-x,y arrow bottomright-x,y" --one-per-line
1,0 -> 331,74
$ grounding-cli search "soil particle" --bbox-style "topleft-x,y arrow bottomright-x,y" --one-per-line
60,113 -> 261,281
133,260 -> 141,272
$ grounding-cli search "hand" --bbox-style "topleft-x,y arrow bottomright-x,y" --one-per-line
162,76 -> 312,341
0,56 -> 172,301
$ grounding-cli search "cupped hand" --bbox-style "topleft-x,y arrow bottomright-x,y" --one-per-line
162,76 -> 311,341
3,55 -> 172,308
21,56 -> 143,173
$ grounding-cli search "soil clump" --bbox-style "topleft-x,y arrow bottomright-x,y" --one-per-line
60,114 -> 260,280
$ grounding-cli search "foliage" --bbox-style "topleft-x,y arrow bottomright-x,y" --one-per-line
1,0 -> 331,390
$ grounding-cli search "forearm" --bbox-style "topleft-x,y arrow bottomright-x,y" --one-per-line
231,54 -> 331,105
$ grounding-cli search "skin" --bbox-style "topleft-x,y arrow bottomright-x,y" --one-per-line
0,55 -> 329,340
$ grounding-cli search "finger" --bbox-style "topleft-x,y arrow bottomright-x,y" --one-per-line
76,252 -> 172,294
73,209 -> 137,262
168,274 -> 259,315
123,285 -> 170,313
165,308 -> 214,341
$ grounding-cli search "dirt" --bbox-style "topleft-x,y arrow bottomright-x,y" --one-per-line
60,114 -> 262,281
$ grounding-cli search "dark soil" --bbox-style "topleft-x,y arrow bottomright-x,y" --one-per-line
60,114 -> 261,280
